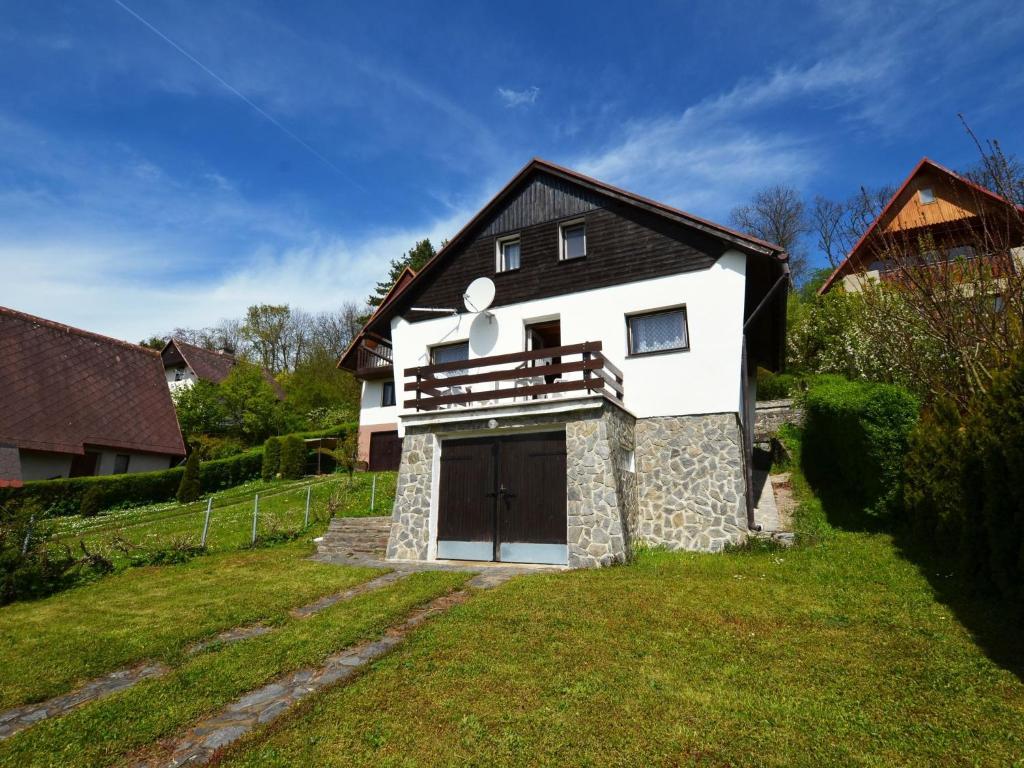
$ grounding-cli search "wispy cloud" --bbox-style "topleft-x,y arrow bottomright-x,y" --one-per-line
497,86 -> 540,108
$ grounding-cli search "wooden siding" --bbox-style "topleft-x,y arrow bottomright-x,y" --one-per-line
403,180 -> 727,322
481,174 -> 602,236
884,174 -> 982,233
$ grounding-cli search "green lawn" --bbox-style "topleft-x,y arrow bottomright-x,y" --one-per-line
213,457 -> 1024,766
0,570 -> 468,768
0,541 -> 382,711
51,471 -> 397,565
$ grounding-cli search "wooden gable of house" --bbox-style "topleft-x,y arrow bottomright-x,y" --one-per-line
882,171 -> 985,235
387,168 -> 730,325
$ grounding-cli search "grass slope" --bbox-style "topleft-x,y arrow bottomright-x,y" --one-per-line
52,472 -> 397,565
0,541 -> 381,710
215,455 -> 1024,766
0,571 -> 468,768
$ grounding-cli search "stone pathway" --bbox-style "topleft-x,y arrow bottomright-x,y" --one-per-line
0,662 -> 169,740
0,571 -> 411,742
751,470 -> 795,546
131,570 -> 517,768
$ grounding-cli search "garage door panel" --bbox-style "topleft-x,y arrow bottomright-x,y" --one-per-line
437,437 -> 495,547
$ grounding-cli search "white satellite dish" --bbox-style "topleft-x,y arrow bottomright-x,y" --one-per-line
463,277 -> 495,314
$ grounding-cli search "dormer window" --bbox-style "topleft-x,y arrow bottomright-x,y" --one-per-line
919,186 -> 935,204
560,219 -> 586,260
496,235 -> 520,272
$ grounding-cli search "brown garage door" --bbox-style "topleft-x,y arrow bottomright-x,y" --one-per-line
436,432 -> 567,564
368,430 -> 403,471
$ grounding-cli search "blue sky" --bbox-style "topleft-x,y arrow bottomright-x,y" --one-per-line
2,0 -> 1023,340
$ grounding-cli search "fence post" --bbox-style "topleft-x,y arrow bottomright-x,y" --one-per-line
251,493 -> 259,546
370,474 -> 377,513
21,515 -> 35,556
201,497 -> 213,548
304,484 -> 311,528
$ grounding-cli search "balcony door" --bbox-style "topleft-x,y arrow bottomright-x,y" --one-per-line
525,320 -> 561,384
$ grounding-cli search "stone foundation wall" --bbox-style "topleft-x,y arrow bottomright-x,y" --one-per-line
634,413 -> 747,552
754,399 -> 802,443
385,404 -> 749,566
565,403 -> 636,567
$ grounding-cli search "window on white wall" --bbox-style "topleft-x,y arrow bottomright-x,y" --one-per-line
113,454 -> 130,474
381,381 -> 396,407
559,220 -> 586,260
496,235 -> 521,272
431,341 -> 470,378
627,307 -> 689,356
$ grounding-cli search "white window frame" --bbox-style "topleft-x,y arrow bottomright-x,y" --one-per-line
380,380 -> 396,407
495,234 -> 521,273
559,218 -> 587,261
919,186 -> 936,204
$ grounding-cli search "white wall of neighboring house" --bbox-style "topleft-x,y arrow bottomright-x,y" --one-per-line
18,450 -> 73,481
165,365 -> 198,392
376,250 -> 748,435
94,450 -> 175,475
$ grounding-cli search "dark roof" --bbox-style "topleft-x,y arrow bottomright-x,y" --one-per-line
162,339 -> 286,399
337,266 -> 415,373
363,158 -> 788,336
819,157 -> 1024,294
0,306 -> 186,458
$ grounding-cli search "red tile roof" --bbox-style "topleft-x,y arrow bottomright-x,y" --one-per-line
162,339 -> 286,399
0,306 -> 186,458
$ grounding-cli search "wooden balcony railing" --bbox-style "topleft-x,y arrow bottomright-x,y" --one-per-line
356,339 -> 393,377
403,341 -> 624,412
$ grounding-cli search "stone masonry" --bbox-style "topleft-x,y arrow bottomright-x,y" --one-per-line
634,413 -> 747,552
386,403 -> 750,567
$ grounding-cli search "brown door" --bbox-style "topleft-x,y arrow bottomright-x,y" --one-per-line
436,432 -> 567,564
368,431 -> 403,471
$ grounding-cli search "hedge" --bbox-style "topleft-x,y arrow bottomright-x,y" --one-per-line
801,378 -> 919,519
0,422 -> 358,519
904,364 -> 1024,608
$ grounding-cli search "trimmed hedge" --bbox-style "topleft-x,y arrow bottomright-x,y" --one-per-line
904,364 -> 1024,608
278,435 -> 307,480
261,437 -> 282,481
756,368 -> 797,401
801,378 -> 919,519
0,422 -> 357,518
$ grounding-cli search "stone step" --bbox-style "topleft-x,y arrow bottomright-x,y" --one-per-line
317,516 -> 392,559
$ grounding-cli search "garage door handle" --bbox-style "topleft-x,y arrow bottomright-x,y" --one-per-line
486,485 -> 516,499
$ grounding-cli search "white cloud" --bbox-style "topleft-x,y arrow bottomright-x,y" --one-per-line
497,86 -> 540,108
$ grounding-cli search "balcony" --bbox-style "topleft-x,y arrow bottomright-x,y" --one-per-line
355,338 -> 393,378
403,341 -> 624,412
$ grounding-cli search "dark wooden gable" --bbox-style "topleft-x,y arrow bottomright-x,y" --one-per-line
397,169 -> 728,323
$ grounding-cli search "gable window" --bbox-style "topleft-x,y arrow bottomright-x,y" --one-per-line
381,380 -> 396,407
113,454 -> 130,474
560,220 -> 586,260
919,186 -> 936,204
174,365 -> 186,381
627,307 -> 689,356
496,235 -> 520,272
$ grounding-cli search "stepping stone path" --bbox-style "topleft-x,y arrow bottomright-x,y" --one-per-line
0,662 -> 168,740
0,571 -> 409,742
131,570 -> 516,767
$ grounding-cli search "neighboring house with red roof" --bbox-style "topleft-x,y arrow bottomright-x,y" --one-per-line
0,306 -> 186,487
819,157 -> 1024,294
160,338 -> 285,399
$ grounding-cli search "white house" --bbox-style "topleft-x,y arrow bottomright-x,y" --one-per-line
339,159 -> 788,567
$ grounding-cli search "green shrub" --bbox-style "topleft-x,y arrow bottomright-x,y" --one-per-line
78,486 -> 105,518
0,423 -> 356,517
802,378 -> 919,520
904,364 -> 1024,608
278,435 -> 307,480
191,434 -> 246,461
176,452 -> 202,504
756,368 -> 796,401
262,437 -> 282,482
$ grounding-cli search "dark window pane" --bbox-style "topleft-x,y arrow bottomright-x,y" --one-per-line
562,224 -> 586,259
113,454 -> 130,474
381,381 -> 396,407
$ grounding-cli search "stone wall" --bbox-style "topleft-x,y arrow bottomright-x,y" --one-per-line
565,403 -> 636,567
385,401 -> 638,567
754,398 -> 803,443
384,431 -> 435,561
634,413 -> 747,552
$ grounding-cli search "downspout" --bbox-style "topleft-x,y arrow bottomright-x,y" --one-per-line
741,260 -> 791,531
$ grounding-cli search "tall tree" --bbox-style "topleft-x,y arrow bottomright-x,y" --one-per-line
367,239 -> 436,308
240,304 -> 294,373
730,186 -> 809,280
